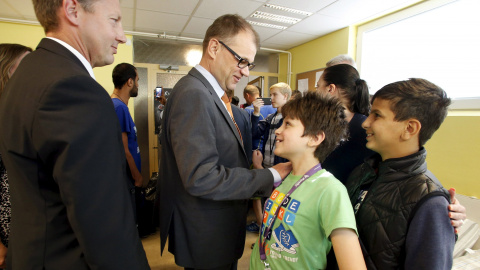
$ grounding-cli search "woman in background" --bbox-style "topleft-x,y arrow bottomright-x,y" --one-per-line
0,43 -> 32,268
316,64 -> 373,184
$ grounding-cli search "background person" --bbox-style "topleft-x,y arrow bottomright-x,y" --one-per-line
0,0 -> 149,268
0,43 -> 32,269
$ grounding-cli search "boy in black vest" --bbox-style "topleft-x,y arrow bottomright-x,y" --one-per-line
346,78 -> 455,269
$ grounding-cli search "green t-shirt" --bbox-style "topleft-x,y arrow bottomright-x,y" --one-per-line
250,169 -> 357,270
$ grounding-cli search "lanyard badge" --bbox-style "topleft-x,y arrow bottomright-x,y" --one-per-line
259,163 -> 322,266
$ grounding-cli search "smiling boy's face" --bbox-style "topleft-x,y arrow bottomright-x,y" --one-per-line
274,116 -> 312,161
362,98 -> 409,160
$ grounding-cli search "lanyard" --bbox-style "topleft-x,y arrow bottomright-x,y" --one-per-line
259,163 -> 322,264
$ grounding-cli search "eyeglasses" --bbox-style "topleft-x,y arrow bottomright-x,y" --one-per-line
218,40 -> 255,71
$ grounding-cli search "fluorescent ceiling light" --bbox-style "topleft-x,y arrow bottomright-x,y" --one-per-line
247,20 -> 287,30
264,4 -> 313,17
251,11 -> 301,24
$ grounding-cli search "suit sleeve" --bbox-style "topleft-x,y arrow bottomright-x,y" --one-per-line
251,114 -> 268,141
32,76 -> 149,269
166,83 -> 273,200
405,196 -> 455,270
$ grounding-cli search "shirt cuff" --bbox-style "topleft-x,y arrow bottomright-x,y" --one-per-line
268,168 -> 282,183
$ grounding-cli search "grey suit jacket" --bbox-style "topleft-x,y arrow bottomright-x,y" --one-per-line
0,38 -> 149,270
158,67 -> 274,268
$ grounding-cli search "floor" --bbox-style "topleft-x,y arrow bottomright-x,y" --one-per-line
142,210 -> 259,270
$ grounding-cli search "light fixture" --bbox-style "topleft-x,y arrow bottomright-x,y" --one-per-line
186,50 -> 202,67
251,11 -> 301,24
247,21 -> 287,30
263,4 -> 313,17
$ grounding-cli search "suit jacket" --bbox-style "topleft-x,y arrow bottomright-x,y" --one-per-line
0,38 -> 149,270
158,67 -> 274,268
231,105 -> 252,165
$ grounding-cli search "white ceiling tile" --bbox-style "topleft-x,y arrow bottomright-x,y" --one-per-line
137,0 -> 199,15
120,7 -> 135,30
0,0 -> 36,20
135,10 -> 190,33
263,31 -> 317,49
251,25 -> 282,42
268,0 -> 338,13
259,42 -> 289,51
287,13 -> 346,36
194,0 -> 262,19
182,17 -> 215,37
120,0 -> 135,9
318,0 -> 412,23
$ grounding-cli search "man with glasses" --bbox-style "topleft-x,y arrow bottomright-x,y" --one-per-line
158,14 -> 291,270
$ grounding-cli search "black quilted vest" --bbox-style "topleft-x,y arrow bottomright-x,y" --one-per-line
346,148 -> 449,269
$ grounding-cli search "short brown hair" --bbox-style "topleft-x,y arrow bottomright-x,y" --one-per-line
244,85 -> 260,96
282,91 -> 348,162
372,78 -> 451,146
33,0 -> 96,33
202,14 -> 260,54
0,43 -> 32,97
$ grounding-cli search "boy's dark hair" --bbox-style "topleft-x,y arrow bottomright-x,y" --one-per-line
372,78 -> 451,146
282,91 -> 348,162
112,63 -> 137,89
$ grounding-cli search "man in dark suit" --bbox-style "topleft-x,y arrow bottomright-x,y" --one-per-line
0,0 -> 149,269
159,14 -> 291,270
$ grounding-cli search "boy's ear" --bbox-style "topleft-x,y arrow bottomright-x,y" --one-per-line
401,119 -> 421,140
308,131 -> 325,148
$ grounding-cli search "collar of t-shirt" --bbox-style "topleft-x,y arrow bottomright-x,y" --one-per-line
46,37 -> 95,79
194,64 -> 227,111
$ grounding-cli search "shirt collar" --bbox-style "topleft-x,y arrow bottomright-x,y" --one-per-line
194,64 -> 225,100
46,37 -> 95,79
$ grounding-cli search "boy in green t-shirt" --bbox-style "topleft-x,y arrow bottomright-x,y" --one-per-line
250,91 -> 366,270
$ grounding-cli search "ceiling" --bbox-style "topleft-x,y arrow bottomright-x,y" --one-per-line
0,0 -> 421,50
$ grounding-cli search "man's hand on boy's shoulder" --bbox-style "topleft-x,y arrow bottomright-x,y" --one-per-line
448,188 -> 467,233
272,162 -> 292,179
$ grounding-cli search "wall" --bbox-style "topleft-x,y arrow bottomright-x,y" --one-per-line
0,21 -> 134,115
281,27 -> 350,90
425,112 -> 480,197
280,25 -> 480,197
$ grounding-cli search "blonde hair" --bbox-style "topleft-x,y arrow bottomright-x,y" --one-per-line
270,82 -> 292,99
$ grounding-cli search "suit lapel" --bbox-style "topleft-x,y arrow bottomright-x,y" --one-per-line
189,68 -> 247,160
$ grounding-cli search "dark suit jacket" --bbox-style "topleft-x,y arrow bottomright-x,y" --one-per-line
0,38 -> 149,270
158,67 -> 274,268
231,105 -> 252,165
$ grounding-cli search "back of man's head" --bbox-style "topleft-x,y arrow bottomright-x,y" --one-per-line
244,85 -> 260,97
372,78 -> 451,146
202,14 -> 260,54
33,0 -> 96,33
112,63 -> 137,89
326,54 -> 357,68
282,91 -> 348,162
